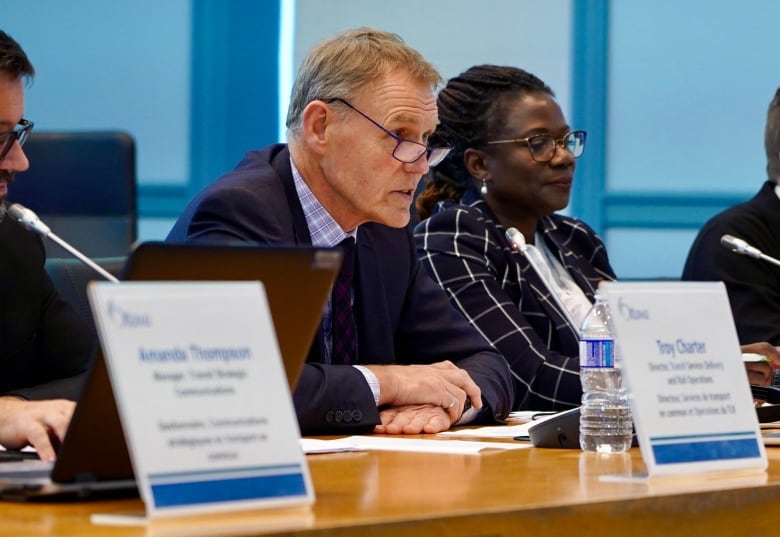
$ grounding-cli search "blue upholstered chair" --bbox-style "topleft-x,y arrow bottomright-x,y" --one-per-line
44,257 -> 126,331
10,131 -> 137,258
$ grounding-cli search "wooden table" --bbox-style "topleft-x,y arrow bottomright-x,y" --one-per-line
1,439 -> 780,536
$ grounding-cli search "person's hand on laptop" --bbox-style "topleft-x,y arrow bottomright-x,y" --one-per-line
0,397 -> 75,461
365,360 -> 483,424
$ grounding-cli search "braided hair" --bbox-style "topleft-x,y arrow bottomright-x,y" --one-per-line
415,65 -> 553,220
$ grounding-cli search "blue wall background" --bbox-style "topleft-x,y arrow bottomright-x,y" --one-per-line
602,0 -> 780,278
2,0 -> 192,185
2,0 -> 779,279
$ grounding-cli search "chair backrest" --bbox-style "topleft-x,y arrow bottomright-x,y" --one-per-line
45,257 -> 127,331
10,131 -> 137,258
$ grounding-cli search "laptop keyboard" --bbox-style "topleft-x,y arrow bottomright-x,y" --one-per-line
0,460 -> 54,481
0,450 -> 39,462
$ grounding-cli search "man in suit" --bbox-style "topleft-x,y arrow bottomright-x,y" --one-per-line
167,28 -> 514,435
0,30 -> 94,460
683,87 -> 780,346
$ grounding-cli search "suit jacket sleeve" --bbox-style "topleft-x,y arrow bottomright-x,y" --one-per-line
292,364 -> 380,435
0,223 -> 93,401
13,273 -> 94,401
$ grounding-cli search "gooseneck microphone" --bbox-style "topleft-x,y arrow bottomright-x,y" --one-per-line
7,203 -> 119,283
720,234 -> 780,268
506,227 -> 580,336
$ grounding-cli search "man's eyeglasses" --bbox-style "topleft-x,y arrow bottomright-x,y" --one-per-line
0,119 -> 34,161
325,98 -> 452,167
485,130 -> 587,163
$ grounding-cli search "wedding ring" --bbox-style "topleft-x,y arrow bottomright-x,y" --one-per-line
447,396 -> 457,409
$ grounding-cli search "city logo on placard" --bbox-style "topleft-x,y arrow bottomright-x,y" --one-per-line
616,297 -> 649,321
106,300 -> 152,328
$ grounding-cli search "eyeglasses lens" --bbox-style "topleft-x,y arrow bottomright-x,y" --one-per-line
529,132 -> 586,162
0,123 -> 32,160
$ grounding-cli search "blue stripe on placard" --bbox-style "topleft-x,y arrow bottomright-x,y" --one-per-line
151,472 -> 307,508
652,438 -> 761,464
149,463 -> 302,483
650,431 -> 756,443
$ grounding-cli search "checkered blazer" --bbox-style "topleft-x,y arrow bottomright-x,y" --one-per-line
415,199 -> 616,410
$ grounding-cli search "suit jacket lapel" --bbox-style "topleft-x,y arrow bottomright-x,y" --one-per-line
538,217 -> 600,300
350,229 -> 384,364
273,147 -> 312,245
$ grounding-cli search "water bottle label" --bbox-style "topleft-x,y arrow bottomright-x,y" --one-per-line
579,338 -> 614,368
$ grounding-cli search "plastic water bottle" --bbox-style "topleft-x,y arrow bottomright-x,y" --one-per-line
579,292 -> 633,453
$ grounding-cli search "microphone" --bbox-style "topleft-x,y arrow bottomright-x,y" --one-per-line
0,201 -> 6,222
7,203 -> 119,283
720,234 -> 780,268
505,227 -> 580,336
506,227 -> 528,253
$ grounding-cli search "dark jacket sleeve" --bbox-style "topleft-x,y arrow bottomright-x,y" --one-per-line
292,364 -> 380,435
11,272 -> 93,401
0,218 -> 93,402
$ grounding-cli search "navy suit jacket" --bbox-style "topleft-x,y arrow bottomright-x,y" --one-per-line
0,215 -> 93,400
415,198 -> 616,410
167,144 -> 514,434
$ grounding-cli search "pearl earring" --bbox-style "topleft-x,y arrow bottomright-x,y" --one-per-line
480,180 -> 488,196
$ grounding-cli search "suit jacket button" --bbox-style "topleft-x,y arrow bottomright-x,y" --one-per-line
334,410 -> 343,423
352,410 -> 363,421
326,410 -> 334,423
343,410 -> 353,423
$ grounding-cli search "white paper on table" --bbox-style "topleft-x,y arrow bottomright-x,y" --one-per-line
302,436 -> 530,455
437,412 -> 561,439
299,438 -> 364,454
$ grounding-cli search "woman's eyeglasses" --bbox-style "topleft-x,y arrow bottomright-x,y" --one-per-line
485,130 -> 586,163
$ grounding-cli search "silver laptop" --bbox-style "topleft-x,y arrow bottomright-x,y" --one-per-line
0,352 -> 136,500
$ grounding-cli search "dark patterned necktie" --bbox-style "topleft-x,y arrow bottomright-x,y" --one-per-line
331,237 -> 357,364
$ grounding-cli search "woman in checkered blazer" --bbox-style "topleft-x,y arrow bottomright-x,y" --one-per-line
414,65 -> 616,410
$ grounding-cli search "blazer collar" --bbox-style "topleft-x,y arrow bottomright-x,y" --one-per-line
273,146 -> 312,245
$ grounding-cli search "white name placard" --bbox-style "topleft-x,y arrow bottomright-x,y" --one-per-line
600,281 -> 766,476
88,281 -> 313,518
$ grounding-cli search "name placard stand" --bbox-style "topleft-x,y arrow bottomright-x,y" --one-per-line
88,281 -> 313,521
600,281 -> 766,478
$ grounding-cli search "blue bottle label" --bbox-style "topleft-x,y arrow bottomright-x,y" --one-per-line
579,338 -> 614,368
